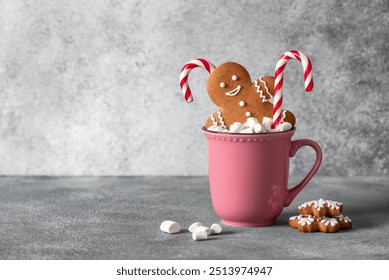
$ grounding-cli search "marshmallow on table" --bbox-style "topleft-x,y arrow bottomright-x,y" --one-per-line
210,223 -> 223,234
188,223 -> 212,241
188,222 -> 202,233
192,230 -> 208,241
192,226 -> 211,241
160,220 -> 181,234
194,226 -> 211,236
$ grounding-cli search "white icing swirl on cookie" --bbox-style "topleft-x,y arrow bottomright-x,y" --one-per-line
217,111 -> 226,129
336,215 -> 352,223
325,199 -> 342,210
281,110 -> 287,123
298,216 -> 315,226
298,199 -> 342,211
210,114 -> 218,126
259,77 -> 273,98
298,200 -> 316,209
314,199 -> 327,210
320,217 -> 338,227
254,79 -> 271,103
289,215 -> 301,221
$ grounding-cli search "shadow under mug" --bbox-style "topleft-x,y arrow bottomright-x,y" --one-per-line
203,128 -> 322,227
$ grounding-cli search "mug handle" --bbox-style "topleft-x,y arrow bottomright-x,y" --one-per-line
284,139 -> 322,207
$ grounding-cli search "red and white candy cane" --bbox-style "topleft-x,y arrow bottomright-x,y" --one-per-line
272,50 -> 314,128
180,58 -> 216,103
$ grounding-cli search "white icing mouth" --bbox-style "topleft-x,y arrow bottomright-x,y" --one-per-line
225,85 -> 241,96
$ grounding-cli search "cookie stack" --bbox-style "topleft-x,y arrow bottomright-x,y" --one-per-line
289,199 -> 352,233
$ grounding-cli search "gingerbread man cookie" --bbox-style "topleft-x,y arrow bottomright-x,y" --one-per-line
298,199 -> 343,217
205,62 -> 295,130
289,214 -> 352,233
179,59 -> 295,130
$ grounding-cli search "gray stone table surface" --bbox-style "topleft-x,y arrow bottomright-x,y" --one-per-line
0,176 -> 388,260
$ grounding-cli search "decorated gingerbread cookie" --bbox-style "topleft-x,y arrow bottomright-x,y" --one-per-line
289,214 -> 319,233
289,214 -> 352,233
179,50 -> 313,132
298,198 -> 343,217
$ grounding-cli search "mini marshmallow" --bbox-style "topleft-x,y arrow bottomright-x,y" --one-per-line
246,117 -> 259,128
194,226 -> 211,236
229,122 -> 244,133
210,223 -> 223,234
253,123 -> 265,133
262,117 -> 273,131
207,125 -> 224,132
207,125 -> 218,131
240,127 -> 254,134
262,117 -> 273,124
214,126 -> 225,132
160,220 -> 181,234
276,122 -> 292,132
188,222 -> 202,233
262,122 -> 272,131
192,230 -> 207,241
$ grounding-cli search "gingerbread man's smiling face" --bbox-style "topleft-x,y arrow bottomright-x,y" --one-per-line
206,62 -> 252,107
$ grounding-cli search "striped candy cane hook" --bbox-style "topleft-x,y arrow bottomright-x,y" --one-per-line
179,58 -> 216,103
272,50 -> 314,128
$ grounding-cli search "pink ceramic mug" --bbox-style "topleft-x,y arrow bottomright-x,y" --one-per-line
203,128 -> 322,227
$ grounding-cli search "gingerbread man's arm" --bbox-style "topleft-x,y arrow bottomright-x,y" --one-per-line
205,113 -> 217,129
205,110 -> 227,129
252,76 -> 296,126
281,109 -> 296,127
254,76 -> 275,102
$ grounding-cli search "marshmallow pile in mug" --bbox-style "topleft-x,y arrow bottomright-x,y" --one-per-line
207,117 -> 292,134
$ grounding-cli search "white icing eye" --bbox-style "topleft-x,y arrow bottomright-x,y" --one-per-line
220,82 -> 226,88
232,75 -> 237,81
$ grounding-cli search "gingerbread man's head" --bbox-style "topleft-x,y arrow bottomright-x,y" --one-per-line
206,62 -> 252,107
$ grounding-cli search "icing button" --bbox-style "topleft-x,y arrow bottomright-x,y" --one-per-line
246,111 -> 251,117
239,101 -> 245,107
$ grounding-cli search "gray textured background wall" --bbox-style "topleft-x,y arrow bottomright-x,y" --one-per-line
0,0 -> 388,176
